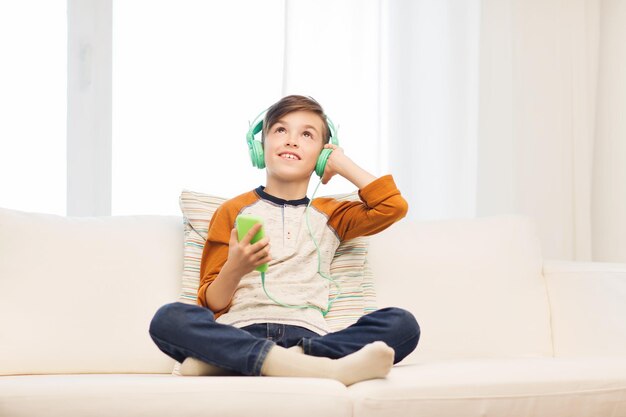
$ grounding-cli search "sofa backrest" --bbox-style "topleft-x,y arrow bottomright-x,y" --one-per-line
1,208 -> 554,375
368,215 -> 554,363
0,208 -> 182,376
543,260 -> 626,357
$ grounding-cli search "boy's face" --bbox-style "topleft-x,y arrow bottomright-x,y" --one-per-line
263,110 -> 326,182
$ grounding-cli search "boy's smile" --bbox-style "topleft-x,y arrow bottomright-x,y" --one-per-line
278,151 -> 300,160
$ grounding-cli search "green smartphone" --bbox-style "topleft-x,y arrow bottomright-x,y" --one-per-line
235,214 -> 268,272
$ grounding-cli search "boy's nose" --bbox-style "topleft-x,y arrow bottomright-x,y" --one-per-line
285,135 -> 299,147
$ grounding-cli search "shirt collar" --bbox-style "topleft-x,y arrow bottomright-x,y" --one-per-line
255,185 -> 310,207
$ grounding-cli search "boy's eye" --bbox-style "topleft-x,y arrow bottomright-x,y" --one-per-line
303,131 -> 313,138
275,127 -> 286,133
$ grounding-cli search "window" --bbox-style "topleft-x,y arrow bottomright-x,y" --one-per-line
112,0 -> 285,215
0,2 -> 67,215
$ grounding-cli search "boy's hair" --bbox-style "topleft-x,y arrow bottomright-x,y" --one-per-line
261,95 -> 331,145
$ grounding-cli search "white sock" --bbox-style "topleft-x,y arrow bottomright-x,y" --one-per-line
261,341 -> 394,386
179,357 -> 237,376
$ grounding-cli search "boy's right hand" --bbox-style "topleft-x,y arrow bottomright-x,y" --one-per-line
225,223 -> 271,276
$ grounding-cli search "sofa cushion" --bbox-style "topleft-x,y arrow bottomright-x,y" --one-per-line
368,215 -> 553,362
0,208 -> 183,375
543,260 -> 626,357
0,374 -> 351,417
348,357 -> 626,417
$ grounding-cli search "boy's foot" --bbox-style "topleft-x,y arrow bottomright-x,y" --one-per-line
261,341 -> 394,386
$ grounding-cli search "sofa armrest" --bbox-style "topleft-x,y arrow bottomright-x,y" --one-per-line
542,260 -> 626,357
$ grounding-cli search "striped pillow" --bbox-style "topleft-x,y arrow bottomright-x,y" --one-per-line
178,190 -> 226,306
322,192 -> 377,330
174,190 -> 225,374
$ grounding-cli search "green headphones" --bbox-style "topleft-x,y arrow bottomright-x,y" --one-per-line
246,109 -> 339,178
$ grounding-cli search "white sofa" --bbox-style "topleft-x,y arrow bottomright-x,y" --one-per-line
1,207 -> 625,417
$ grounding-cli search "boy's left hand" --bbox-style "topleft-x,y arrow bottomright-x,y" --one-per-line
320,144 -> 346,185
320,143 -> 377,189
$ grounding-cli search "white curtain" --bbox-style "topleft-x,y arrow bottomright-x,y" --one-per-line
593,0 -> 626,262
285,0 -> 625,262
384,0 -> 480,221
385,0 -> 598,260
7,0 -> 622,262
476,0 -> 625,263
477,0 -> 600,261
281,0 -> 384,198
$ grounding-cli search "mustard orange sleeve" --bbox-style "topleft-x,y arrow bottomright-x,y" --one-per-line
196,190 -> 260,313
197,206 -> 232,310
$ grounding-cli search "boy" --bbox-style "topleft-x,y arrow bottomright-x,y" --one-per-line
149,95 -> 420,386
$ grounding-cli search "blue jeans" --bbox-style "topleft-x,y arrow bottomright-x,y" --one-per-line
149,302 -> 420,376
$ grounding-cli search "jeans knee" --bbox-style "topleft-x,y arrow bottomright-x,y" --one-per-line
385,307 -> 420,343
149,302 -> 195,339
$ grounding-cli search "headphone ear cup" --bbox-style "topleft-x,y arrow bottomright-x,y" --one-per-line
250,140 -> 265,169
315,149 -> 332,178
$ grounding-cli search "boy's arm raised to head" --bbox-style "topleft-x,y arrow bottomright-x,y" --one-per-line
316,144 -> 408,240
320,144 -> 376,190
313,174 -> 409,241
